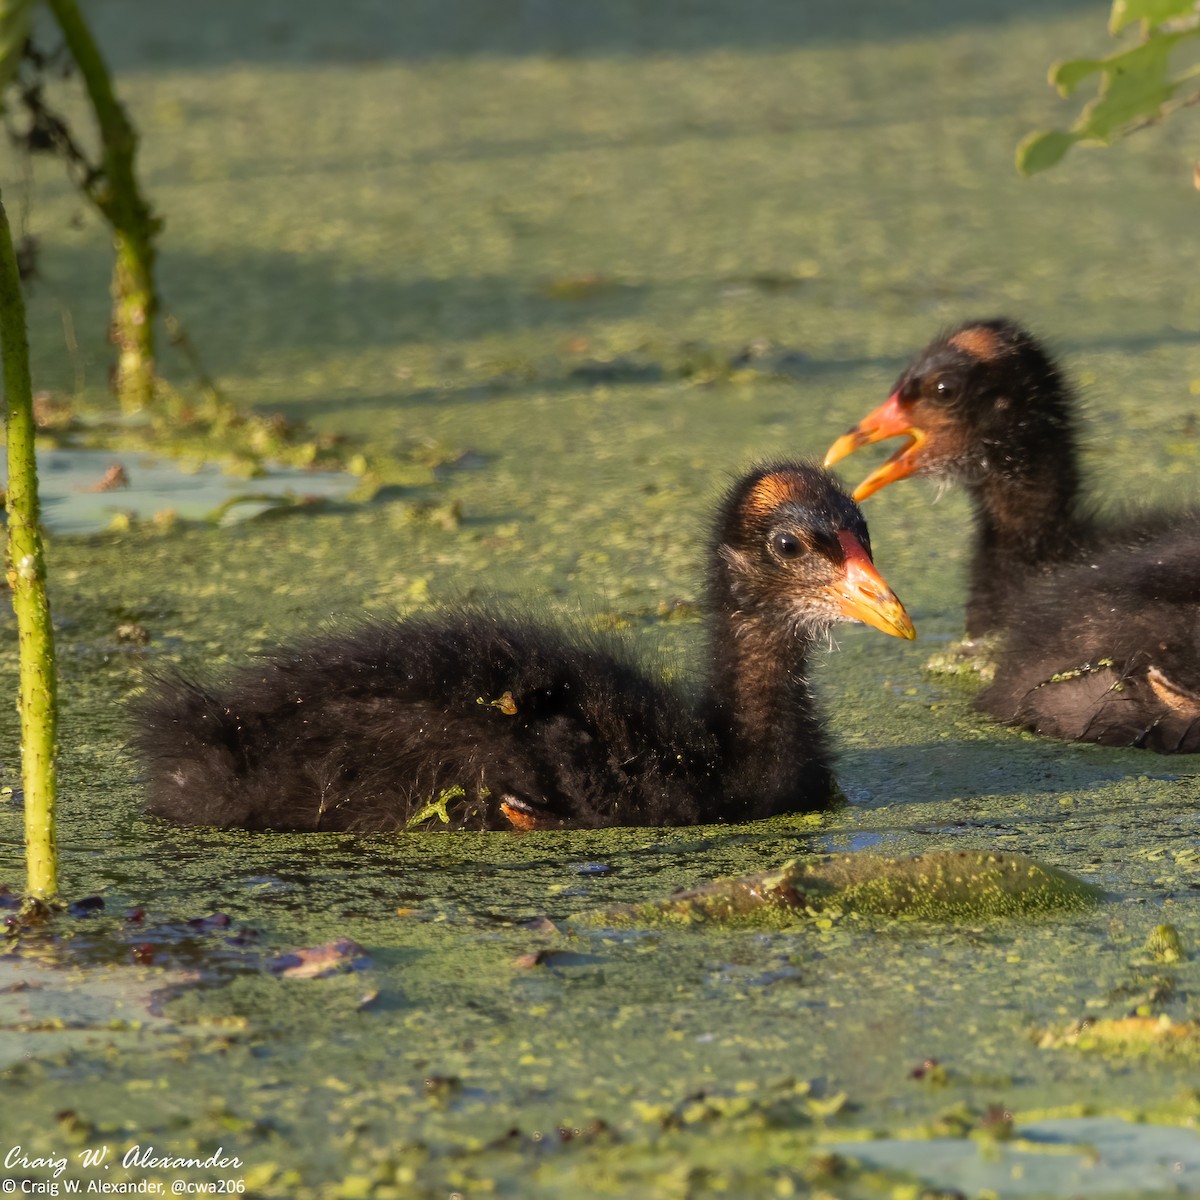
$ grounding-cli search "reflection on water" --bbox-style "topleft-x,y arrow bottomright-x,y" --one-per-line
816,831 -> 887,853
0,449 -> 356,534
836,1118 -> 1200,1197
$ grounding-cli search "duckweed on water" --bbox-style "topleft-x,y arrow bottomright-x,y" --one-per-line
922,634 -> 1002,681
4,1 -> 1200,1195
1035,1015 -> 1200,1063
587,851 -> 1100,927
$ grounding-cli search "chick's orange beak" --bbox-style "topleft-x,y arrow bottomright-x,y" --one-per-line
823,392 -> 928,502
828,531 -> 916,640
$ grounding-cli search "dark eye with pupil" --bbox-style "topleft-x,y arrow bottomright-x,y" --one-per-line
935,380 -> 948,396
771,532 -> 802,559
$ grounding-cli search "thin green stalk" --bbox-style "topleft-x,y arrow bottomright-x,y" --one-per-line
0,188 -> 58,902
45,0 -> 162,414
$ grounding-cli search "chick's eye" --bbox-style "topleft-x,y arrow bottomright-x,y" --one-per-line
771,531 -> 803,560
933,379 -> 950,399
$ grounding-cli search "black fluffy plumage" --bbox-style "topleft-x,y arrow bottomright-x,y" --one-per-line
977,533 -> 1200,753
133,463 -> 915,831
826,318 -> 1200,753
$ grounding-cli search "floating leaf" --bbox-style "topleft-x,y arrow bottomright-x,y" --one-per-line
270,938 -> 371,979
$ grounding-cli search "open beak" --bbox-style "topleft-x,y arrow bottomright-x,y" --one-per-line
828,531 -> 916,640
824,392 -> 927,502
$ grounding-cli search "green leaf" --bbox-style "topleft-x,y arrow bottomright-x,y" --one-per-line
404,786 -> 464,830
1016,129 -> 1079,175
1110,0 -> 1198,36
1073,34 -> 1184,139
1021,16 -> 1200,175
0,0 -> 36,97
1051,56 -> 1107,97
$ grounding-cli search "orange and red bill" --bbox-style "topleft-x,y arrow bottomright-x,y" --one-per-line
828,530 -> 915,640
824,392 -> 928,502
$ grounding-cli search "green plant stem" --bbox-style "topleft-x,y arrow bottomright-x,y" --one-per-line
0,189 -> 58,901
45,0 -> 161,413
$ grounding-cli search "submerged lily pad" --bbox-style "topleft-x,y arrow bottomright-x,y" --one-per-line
0,449 -> 357,534
585,851 -> 1101,928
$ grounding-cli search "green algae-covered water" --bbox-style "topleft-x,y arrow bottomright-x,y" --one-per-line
3,2 -> 1200,1196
